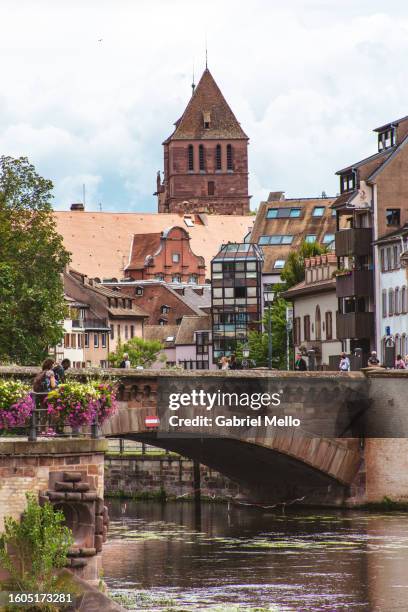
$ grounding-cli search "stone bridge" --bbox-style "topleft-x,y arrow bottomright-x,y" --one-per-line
100,369 -> 408,506
1,367 -> 408,506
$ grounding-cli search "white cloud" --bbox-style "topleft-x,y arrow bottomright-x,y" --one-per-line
0,0 -> 408,211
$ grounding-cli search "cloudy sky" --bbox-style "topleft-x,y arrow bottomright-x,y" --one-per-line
1,0 -> 407,212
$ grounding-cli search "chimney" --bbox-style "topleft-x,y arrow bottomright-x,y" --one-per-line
70,203 -> 85,211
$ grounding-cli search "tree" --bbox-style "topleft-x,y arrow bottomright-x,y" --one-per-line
0,156 -> 70,365
237,296 -> 290,369
0,493 -> 73,598
109,336 -> 164,368
280,240 -> 328,289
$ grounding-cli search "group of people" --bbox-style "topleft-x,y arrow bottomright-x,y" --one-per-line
32,358 -> 71,393
295,349 -> 408,372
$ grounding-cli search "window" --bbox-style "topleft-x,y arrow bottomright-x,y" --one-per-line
125,325 -> 128,340
294,317 -> 301,345
172,274 -> 181,283
382,290 -> 387,318
161,305 -> 170,314
378,128 -> 395,151
274,259 -> 285,269
172,252 -> 180,263
155,273 -> 164,281
323,233 -> 335,244
84,333 -> 89,348
216,144 -> 222,170
340,173 -> 355,193
386,209 -> 400,226
313,206 -> 325,217
203,110 -> 211,129
71,334 -> 76,349
227,144 -> 233,171
127,299 -> 132,308
266,207 -> 302,219
158,318 -> 167,326
117,324 -> 121,338
199,144 -> 205,171
64,333 -> 70,348
315,305 -> 321,340
258,235 -> 294,245
130,325 -> 134,338
78,334 -> 83,349
208,181 -> 215,196
94,333 -> 99,348
402,286 -> 407,314
388,289 -> 394,316
196,332 -> 210,355
305,235 -> 317,243
304,315 -> 311,341
110,324 -> 114,340
325,311 -> 333,340
188,144 -> 194,171
395,287 -> 400,315
101,333 -> 107,348
189,274 -> 198,283
380,248 -> 386,272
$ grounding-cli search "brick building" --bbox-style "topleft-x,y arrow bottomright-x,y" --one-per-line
125,225 -> 205,283
101,280 -> 211,326
156,68 -> 250,215
250,191 -> 340,286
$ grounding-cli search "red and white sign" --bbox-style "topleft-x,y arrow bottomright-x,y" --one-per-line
145,416 -> 160,428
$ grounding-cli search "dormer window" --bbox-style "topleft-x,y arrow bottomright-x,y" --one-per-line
135,286 -> 143,296
203,111 -> 211,129
161,305 -> 170,314
340,172 -> 355,193
378,127 -> 395,152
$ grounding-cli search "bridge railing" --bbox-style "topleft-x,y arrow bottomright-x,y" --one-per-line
27,391 -> 100,442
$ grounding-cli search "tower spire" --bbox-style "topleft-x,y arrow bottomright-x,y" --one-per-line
191,62 -> 195,95
205,37 -> 208,69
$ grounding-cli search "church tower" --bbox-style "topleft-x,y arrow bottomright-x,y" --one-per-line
156,68 -> 250,215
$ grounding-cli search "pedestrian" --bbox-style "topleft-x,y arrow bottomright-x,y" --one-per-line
120,353 -> 131,369
405,354 -> 408,368
229,354 -> 239,370
33,359 -> 57,393
367,351 -> 380,367
53,358 -> 71,384
395,354 -> 406,369
219,356 -> 229,370
339,352 -> 351,372
294,353 -> 307,371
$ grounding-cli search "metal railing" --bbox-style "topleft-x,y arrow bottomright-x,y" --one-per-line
28,391 -> 100,442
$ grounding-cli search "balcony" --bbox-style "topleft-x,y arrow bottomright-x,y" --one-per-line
335,228 -> 372,257
83,318 -> 110,331
335,270 -> 373,298
336,312 -> 374,340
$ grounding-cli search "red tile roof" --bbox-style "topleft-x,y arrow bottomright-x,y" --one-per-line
166,68 -> 248,141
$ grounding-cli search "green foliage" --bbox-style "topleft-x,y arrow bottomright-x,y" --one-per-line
237,297 -> 291,369
0,493 -> 73,598
109,336 -> 164,368
0,156 -> 70,365
280,240 -> 328,289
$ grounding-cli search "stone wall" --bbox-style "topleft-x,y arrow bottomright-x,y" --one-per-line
105,454 -> 240,500
0,437 -> 107,584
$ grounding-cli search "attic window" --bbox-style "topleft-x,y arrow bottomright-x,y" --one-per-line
340,173 -> 355,193
135,286 -> 143,296
184,216 -> 194,227
161,305 -> 170,314
378,128 -> 395,152
203,111 -> 211,129
166,336 -> 175,342
274,259 -> 285,269
266,207 -> 301,219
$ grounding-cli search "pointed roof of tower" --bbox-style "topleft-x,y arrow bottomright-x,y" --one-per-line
165,68 -> 248,141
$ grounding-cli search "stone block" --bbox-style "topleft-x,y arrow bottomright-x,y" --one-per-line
63,471 -> 82,482
55,481 -> 73,491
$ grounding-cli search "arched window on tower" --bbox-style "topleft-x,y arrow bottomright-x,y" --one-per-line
188,145 -> 194,171
227,144 -> 233,171
199,145 -> 205,172
216,144 -> 222,171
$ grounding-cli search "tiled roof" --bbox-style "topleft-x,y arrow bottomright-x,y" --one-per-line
282,277 -> 336,299
165,68 -> 248,141
55,211 -> 253,280
330,191 -> 357,210
335,148 -> 393,174
108,306 -> 148,318
144,325 -> 179,347
175,315 -> 211,345
177,286 -> 211,313
126,233 -> 162,270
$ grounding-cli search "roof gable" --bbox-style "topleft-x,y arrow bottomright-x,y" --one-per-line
166,69 -> 247,141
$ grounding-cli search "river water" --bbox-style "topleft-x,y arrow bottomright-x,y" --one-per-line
103,500 -> 408,611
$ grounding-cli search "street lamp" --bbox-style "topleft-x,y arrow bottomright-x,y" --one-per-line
264,288 -> 275,369
242,344 -> 250,369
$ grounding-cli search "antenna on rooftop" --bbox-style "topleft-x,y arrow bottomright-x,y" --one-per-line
99,202 -> 102,211
82,183 -> 86,206
205,35 -> 208,69
192,61 -> 195,95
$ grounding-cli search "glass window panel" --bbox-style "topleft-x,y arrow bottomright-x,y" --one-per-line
247,287 -> 257,296
274,259 -> 285,269
235,262 -> 245,271
323,233 -> 335,244
224,288 -> 234,298
213,288 -> 223,298
282,235 -> 293,244
259,236 -> 269,245
270,235 -> 281,245
289,208 -> 301,217
313,207 -> 325,217
266,208 -> 278,218
305,235 -> 316,243
246,261 -> 256,271
212,263 -> 222,272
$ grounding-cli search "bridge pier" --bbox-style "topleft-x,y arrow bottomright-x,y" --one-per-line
0,437 -> 108,585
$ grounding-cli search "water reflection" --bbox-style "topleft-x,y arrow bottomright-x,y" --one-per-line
103,500 -> 408,611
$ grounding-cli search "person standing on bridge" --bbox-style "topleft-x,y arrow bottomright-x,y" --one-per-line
295,353 -> 307,371
339,352 -> 350,372
395,354 -> 406,369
